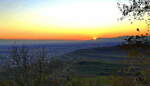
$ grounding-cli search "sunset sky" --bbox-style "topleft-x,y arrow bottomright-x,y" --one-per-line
0,0 -> 147,40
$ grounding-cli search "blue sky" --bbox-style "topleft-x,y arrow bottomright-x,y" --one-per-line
1,0 -> 143,40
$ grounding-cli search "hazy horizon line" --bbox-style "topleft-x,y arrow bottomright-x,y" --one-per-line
0,35 -> 132,41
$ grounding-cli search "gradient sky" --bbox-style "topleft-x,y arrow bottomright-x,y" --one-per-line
0,0 -> 147,40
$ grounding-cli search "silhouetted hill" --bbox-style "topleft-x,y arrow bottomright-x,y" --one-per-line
0,36 -> 128,58
55,46 -> 128,63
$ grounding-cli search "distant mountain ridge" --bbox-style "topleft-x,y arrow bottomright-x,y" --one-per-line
96,36 -> 128,42
54,46 -> 128,62
88,36 -> 128,42
0,36 -> 129,45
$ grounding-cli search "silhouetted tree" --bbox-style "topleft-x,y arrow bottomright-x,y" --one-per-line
9,46 -> 32,86
109,0 -> 150,86
118,0 -> 150,43
8,46 -> 52,86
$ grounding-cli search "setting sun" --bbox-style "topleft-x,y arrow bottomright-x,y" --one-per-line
0,0 -> 150,85
0,0 -> 147,40
92,37 -> 97,40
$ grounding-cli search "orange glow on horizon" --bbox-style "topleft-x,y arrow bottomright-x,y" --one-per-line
0,32 -> 92,40
0,1 -> 148,40
1,28 -> 147,40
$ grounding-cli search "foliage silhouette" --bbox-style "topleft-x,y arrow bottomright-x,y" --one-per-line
110,0 -> 150,86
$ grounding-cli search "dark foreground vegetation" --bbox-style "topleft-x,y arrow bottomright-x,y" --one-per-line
0,46 -> 116,86
0,37 -> 150,86
1,0 -> 150,85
